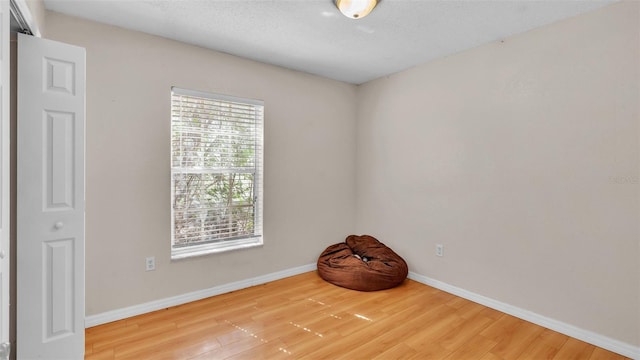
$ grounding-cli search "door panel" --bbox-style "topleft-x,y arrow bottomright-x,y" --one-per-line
17,33 -> 85,360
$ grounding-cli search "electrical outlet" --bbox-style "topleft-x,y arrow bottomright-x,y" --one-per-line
435,244 -> 444,257
145,256 -> 156,271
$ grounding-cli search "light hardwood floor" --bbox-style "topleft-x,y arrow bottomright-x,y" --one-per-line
85,272 -> 629,359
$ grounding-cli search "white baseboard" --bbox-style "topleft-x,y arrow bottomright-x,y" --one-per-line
408,272 -> 640,360
85,263 -> 317,328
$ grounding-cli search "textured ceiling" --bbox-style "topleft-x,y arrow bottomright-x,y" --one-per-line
44,0 -> 617,84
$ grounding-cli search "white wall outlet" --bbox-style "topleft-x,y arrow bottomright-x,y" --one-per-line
435,244 -> 444,257
145,256 -> 156,271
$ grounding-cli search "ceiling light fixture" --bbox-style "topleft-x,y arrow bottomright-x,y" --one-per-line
335,0 -> 378,19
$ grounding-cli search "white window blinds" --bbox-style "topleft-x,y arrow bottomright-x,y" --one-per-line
171,87 -> 263,258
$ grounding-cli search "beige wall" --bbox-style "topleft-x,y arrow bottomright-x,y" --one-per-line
42,1 -> 639,348
356,1 -> 639,346
44,11 -> 358,316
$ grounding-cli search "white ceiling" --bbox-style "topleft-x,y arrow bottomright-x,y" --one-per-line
44,0 -> 617,84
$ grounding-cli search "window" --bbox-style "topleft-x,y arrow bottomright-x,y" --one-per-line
171,87 -> 263,259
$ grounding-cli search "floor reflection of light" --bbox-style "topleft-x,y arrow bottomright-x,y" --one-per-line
224,320 -> 268,343
225,320 -> 293,355
327,313 -> 341,319
354,314 -> 372,322
307,298 -> 341,319
307,298 -> 326,306
288,321 -> 324,338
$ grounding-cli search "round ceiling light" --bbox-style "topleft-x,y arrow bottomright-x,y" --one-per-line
335,0 -> 378,19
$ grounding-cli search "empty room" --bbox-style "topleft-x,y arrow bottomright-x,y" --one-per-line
6,0 -> 639,359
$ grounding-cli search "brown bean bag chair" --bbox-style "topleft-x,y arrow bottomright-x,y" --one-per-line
317,235 -> 408,291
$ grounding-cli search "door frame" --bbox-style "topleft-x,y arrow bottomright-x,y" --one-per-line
9,0 -> 41,38
6,1 -> 40,358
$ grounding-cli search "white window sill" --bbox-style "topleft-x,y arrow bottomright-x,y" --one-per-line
171,236 -> 263,260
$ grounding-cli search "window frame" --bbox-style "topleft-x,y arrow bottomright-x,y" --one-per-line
170,87 -> 264,260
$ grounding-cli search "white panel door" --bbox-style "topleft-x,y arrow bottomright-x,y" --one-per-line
17,33 -> 85,359
0,1 -> 9,360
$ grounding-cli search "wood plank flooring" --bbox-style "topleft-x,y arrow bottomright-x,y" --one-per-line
85,272 -> 629,359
